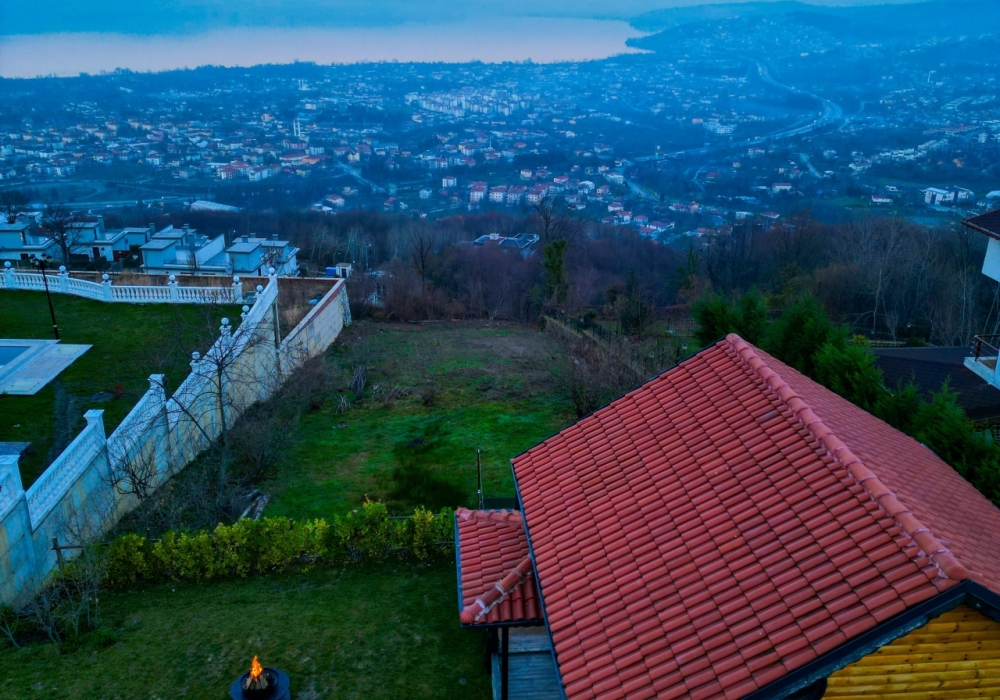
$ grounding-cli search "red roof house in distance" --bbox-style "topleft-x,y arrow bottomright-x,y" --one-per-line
455,334 -> 1000,699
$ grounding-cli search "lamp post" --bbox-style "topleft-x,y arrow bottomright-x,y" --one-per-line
32,255 -> 60,340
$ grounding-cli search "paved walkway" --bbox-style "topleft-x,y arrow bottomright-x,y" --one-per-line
0,340 -> 90,395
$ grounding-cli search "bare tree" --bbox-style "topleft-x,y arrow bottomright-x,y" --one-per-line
26,488 -> 115,645
544,328 -> 641,418
407,222 -> 438,292
39,204 -> 82,268
0,189 -> 28,224
530,197 -> 577,244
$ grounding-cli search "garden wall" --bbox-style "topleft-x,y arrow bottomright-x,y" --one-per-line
0,278 -> 349,607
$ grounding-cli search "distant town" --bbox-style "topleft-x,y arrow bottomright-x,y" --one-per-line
1,5 -> 997,255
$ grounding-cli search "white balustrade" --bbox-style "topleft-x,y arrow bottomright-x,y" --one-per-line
0,263 -> 239,305
1,273 -> 349,606
26,410 -> 107,524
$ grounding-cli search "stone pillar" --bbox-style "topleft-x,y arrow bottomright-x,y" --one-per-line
168,274 -> 179,302
58,266 -> 69,293
2,261 -> 15,289
232,275 -> 243,304
145,374 -> 172,481
84,409 -> 107,442
0,453 -> 39,607
0,454 -> 25,515
101,273 -> 113,301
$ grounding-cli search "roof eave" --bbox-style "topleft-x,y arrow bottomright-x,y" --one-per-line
961,216 -> 1000,241
741,581 -> 1000,700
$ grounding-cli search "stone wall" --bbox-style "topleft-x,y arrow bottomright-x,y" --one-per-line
0,278 -> 348,607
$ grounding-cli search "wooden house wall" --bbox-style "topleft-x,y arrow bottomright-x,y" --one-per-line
823,604 -> 1000,699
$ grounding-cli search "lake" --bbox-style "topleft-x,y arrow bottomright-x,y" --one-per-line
0,19 -> 648,78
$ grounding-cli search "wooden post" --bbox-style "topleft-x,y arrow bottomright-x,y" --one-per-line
501,626 -> 509,700
52,537 -> 65,574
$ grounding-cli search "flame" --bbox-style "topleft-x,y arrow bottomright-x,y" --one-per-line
249,655 -> 263,681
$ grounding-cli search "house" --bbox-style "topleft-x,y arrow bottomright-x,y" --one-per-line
140,225 -> 231,275
506,186 -> 526,205
525,185 -> 548,205
0,220 -> 59,261
225,234 -> 299,276
871,195 -> 893,205
60,217 -> 156,262
472,232 -> 540,256
962,209 -> 1000,389
924,187 -> 952,205
442,176 -> 458,188
419,188 -> 433,200
874,346 -> 1000,427
773,182 -> 793,193
455,334 -> 1000,700
489,186 -> 508,203
469,185 -> 487,203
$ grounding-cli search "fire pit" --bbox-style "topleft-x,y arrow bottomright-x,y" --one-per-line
230,656 -> 290,700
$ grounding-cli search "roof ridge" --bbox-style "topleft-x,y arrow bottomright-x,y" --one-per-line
459,556 -> 534,624
456,507 -> 524,527
724,333 -> 970,582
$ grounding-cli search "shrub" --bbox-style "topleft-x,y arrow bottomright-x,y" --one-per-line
103,504 -> 455,588
104,534 -> 152,587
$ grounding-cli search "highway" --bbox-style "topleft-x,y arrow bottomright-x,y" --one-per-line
337,163 -> 386,194
635,60 -> 843,163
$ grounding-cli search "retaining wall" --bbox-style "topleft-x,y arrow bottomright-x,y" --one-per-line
0,278 -> 348,606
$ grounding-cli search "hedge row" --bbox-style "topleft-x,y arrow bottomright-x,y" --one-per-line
104,501 -> 454,587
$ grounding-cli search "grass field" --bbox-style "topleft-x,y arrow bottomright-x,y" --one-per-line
265,321 -> 575,517
1,561 -> 490,700
0,291 -> 236,487
1,320 -> 573,697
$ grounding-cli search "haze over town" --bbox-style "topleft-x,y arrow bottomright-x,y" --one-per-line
2,1 -> 1000,698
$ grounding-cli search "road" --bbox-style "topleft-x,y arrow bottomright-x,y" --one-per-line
798,153 -> 822,178
635,60 -> 843,163
337,163 -> 386,194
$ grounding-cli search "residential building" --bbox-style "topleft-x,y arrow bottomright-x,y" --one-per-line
455,334 -> 1000,699
0,220 -> 59,261
139,225 -> 230,275
225,234 -> 299,276
506,186 -> 526,205
471,232 -> 540,256
488,186 -> 508,203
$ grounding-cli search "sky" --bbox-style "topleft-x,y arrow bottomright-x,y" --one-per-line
1,0 -> 927,36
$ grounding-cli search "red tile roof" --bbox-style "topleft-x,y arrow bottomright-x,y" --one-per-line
512,334 -> 1000,700
455,508 -> 542,626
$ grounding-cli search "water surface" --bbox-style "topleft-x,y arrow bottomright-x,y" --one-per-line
0,19 -> 647,78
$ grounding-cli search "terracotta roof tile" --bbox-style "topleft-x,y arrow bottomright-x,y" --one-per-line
511,335 -> 1000,699
454,508 -> 541,626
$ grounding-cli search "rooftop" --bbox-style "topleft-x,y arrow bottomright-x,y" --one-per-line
511,334 -> 1000,700
456,508 -> 541,627
963,208 -> 1000,240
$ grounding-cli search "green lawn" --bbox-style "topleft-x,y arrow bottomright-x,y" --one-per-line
0,291 -> 236,487
1,562 -> 490,700
265,321 -> 575,518
1,320 -> 570,697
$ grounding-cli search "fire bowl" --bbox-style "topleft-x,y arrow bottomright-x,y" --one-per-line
230,668 -> 290,700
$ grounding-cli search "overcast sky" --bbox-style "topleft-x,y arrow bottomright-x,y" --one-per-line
2,0 -> 929,35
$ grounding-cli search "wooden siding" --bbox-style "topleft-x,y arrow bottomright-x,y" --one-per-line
823,604 -> 1000,699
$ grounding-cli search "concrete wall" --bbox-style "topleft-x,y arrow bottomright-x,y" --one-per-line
983,237 -> 1000,284
0,277 -> 348,607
